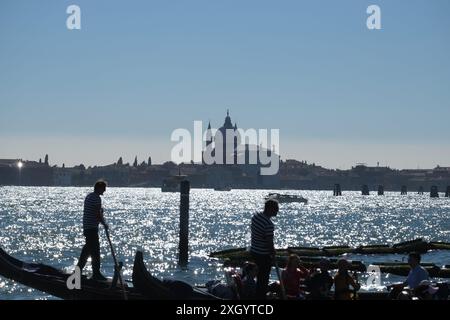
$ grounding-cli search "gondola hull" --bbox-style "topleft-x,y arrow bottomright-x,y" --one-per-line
132,251 -> 219,300
0,247 -> 145,300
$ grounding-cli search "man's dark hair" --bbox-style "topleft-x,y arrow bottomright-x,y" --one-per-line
94,180 -> 107,192
409,252 -> 421,263
264,199 -> 279,216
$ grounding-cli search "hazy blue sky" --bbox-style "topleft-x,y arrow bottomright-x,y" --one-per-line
1,0 -> 449,169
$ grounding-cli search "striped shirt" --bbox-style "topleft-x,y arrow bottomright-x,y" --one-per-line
83,192 -> 102,231
250,212 -> 274,255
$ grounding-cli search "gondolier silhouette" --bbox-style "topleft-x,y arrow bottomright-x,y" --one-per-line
250,199 -> 279,299
76,180 -> 108,281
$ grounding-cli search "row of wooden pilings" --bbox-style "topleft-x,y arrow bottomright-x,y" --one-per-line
333,184 -> 450,198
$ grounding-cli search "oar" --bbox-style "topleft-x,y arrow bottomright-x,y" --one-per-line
104,223 -> 128,300
274,258 -> 287,300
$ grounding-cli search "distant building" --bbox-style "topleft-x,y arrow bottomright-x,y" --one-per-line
0,159 -> 53,186
53,168 -> 72,186
0,159 -> 22,185
201,111 -> 281,188
203,110 -> 280,166
204,110 -> 240,165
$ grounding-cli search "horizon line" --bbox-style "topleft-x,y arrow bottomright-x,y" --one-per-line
2,156 -> 448,172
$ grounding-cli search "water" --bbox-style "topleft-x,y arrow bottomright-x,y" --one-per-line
0,186 -> 449,300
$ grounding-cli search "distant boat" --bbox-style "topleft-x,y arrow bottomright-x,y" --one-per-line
161,174 -> 187,193
265,193 -> 308,204
214,186 -> 232,191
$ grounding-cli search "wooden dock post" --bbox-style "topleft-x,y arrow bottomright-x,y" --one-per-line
446,186 -> 450,198
362,185 -> 370,196
378,185 -> 384,196
401,186 -> 407,195
418,186 -> 424,195
178,180 -> 190,266
430,186 -> 439,198
333,184 -> 342,196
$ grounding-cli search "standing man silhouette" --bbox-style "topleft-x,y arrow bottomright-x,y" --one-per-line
250,199 -> 279,299
77,180 -> 108,281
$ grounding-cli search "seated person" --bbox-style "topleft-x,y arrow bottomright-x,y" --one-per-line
405,252 -> 429,289
333,259 -> 360,300
206,267 -> 242,299
206,280 -> 235,299
389,252 -> 429,299
281,254 -> 310,299
240,262 -> 258,300
306,259 -> 334,300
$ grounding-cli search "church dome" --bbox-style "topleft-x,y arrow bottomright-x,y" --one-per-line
215,110 -> 241,144
217,110 -> 234,134
213,110 -> 241,163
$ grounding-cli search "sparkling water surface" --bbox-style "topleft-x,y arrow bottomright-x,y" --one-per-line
0,187 -> 449,300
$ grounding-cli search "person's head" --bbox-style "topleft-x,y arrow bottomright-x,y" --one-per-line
319,259 -> 331,272
408,252 -> 421,268
94,180 -> 107,195
263,199 -> 279,217
286,254 -> 301,270
242,262 -> 258,279
337,259 -> 349,273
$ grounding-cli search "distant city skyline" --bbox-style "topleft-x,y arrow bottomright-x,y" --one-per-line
2,137 -> 449,171
1,1 -> 450,170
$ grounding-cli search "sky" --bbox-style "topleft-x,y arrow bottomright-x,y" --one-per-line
1,0 -> 449,169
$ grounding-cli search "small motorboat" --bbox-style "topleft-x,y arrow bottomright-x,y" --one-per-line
161,174 -> 187,192
214,186 -> 232,191
265,193 -> 308,204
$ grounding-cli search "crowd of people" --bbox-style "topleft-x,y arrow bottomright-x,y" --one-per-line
76,181 -> 447,300
207,252 -> 444,300
243,198 -> 444,300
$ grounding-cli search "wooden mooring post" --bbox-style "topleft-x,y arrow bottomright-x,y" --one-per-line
401,185 -> 407,195
430,186 -> 439,198
378,185 -> 384,196
362,185 -> 370,196
333,184 -> 342,196
179,180 -> 190,266
418,186 -> 424,195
